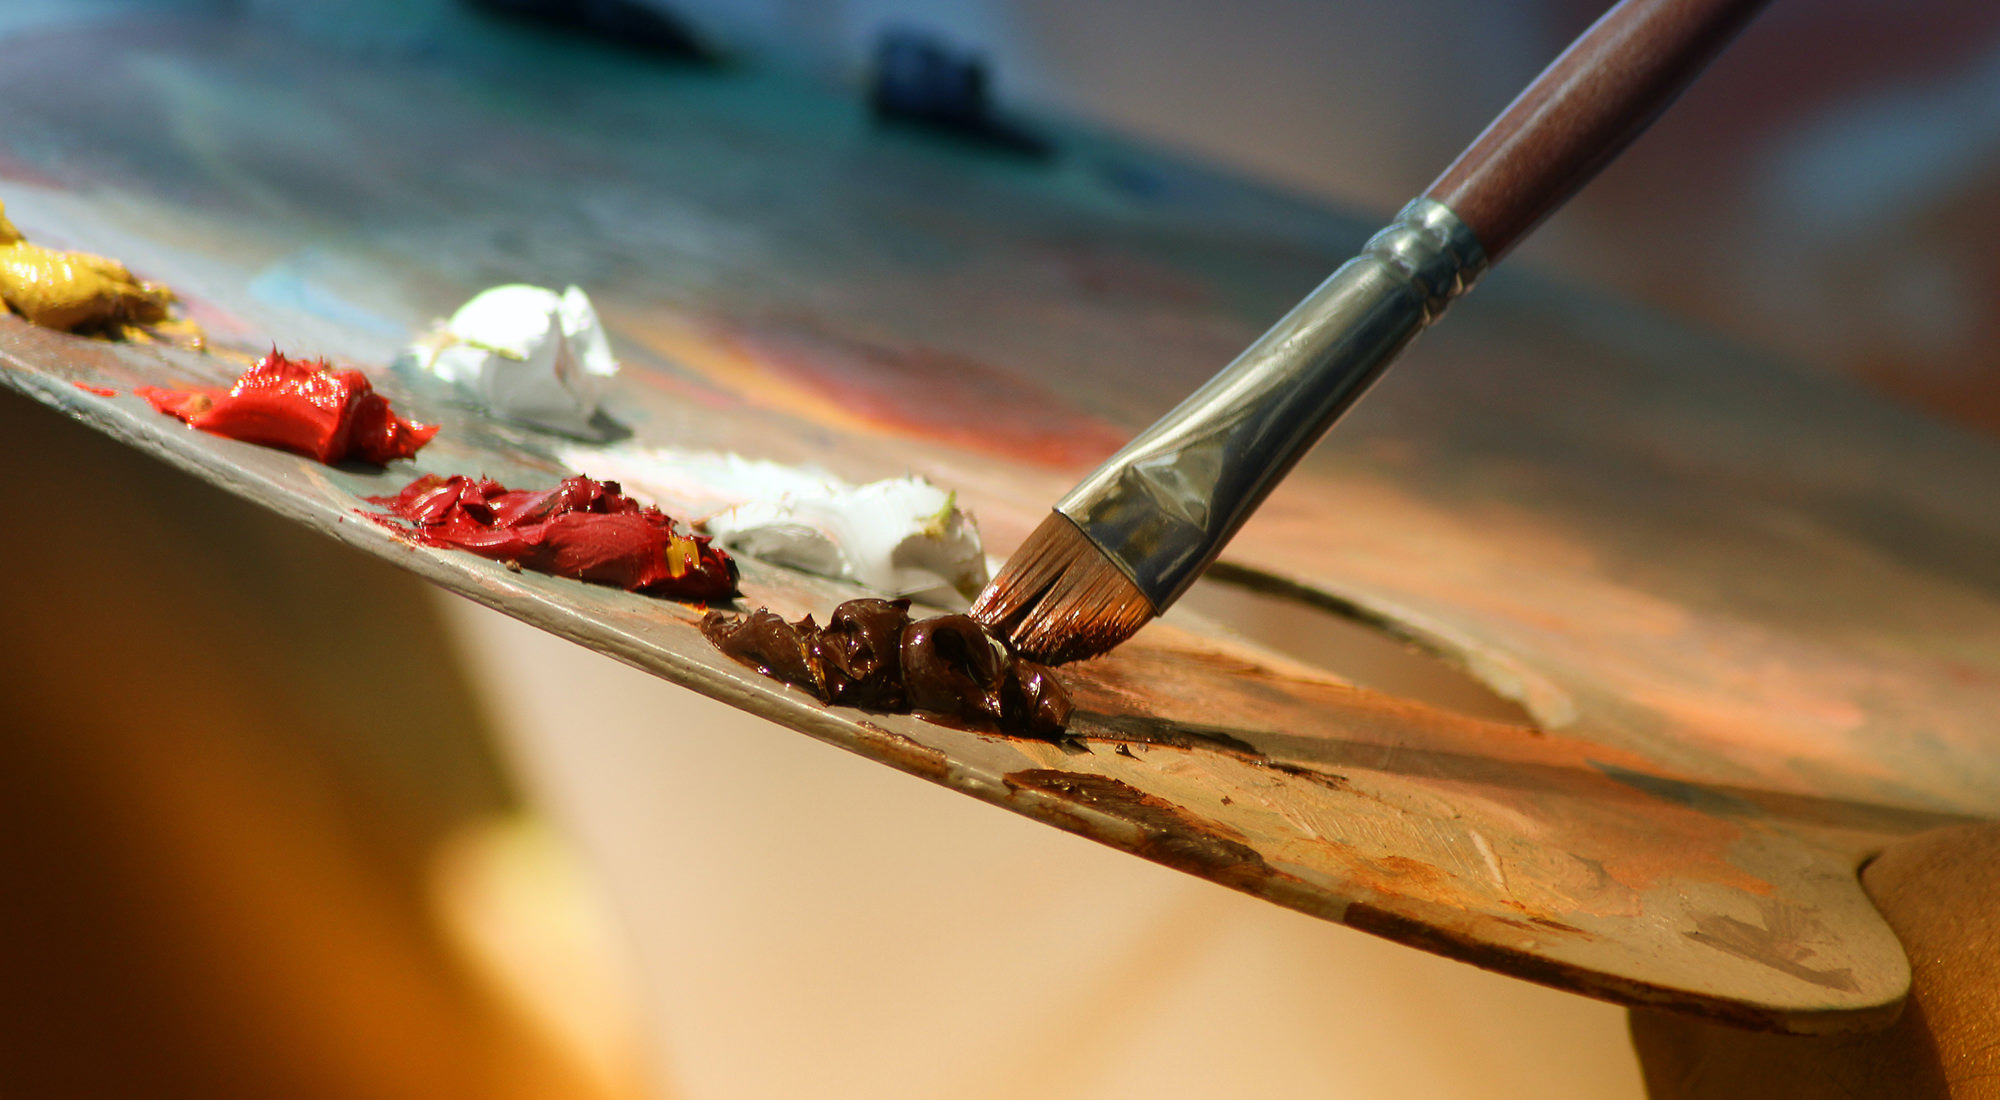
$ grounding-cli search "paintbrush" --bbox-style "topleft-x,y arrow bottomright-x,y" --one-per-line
973,0 -> 1769,664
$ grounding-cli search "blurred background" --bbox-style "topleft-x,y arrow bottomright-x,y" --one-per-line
7,0 -> 2000,1096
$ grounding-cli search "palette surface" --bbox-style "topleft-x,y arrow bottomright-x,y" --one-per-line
5,8 -> 1998,1034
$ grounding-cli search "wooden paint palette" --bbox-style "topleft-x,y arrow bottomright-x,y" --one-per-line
4,10 -> 1996,1034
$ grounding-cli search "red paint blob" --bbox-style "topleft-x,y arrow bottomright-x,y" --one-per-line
139,349 -> 437,464
372,474 -> 739,601
71,382 -> 117,397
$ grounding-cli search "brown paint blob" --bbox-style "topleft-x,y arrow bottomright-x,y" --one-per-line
703,598 -> 1073,739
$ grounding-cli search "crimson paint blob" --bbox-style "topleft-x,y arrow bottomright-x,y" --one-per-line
141,349 -> 436,464
374,473 -> 739,601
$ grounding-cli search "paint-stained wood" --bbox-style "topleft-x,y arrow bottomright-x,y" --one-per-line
2,10 -> 1996,1035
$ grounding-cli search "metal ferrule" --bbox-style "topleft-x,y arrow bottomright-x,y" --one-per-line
1056,197 -> 1488,611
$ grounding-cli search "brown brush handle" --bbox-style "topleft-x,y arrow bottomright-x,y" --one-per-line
1425,0 -> 1768,260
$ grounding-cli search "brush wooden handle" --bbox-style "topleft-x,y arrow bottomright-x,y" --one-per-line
1425,0 -> 1767,260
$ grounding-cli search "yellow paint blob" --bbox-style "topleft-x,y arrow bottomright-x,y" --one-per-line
0,201 -> 183,338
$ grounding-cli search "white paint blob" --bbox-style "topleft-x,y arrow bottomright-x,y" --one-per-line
409,284 -> 618,435
560,446 -> 989,605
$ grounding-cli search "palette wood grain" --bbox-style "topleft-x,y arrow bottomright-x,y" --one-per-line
3,10 -> 1997,1034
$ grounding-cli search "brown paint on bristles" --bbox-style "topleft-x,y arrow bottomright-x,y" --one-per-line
971,512 -> 1154,665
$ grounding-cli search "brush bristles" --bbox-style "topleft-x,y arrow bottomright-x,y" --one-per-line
971,512 -> 1156,664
